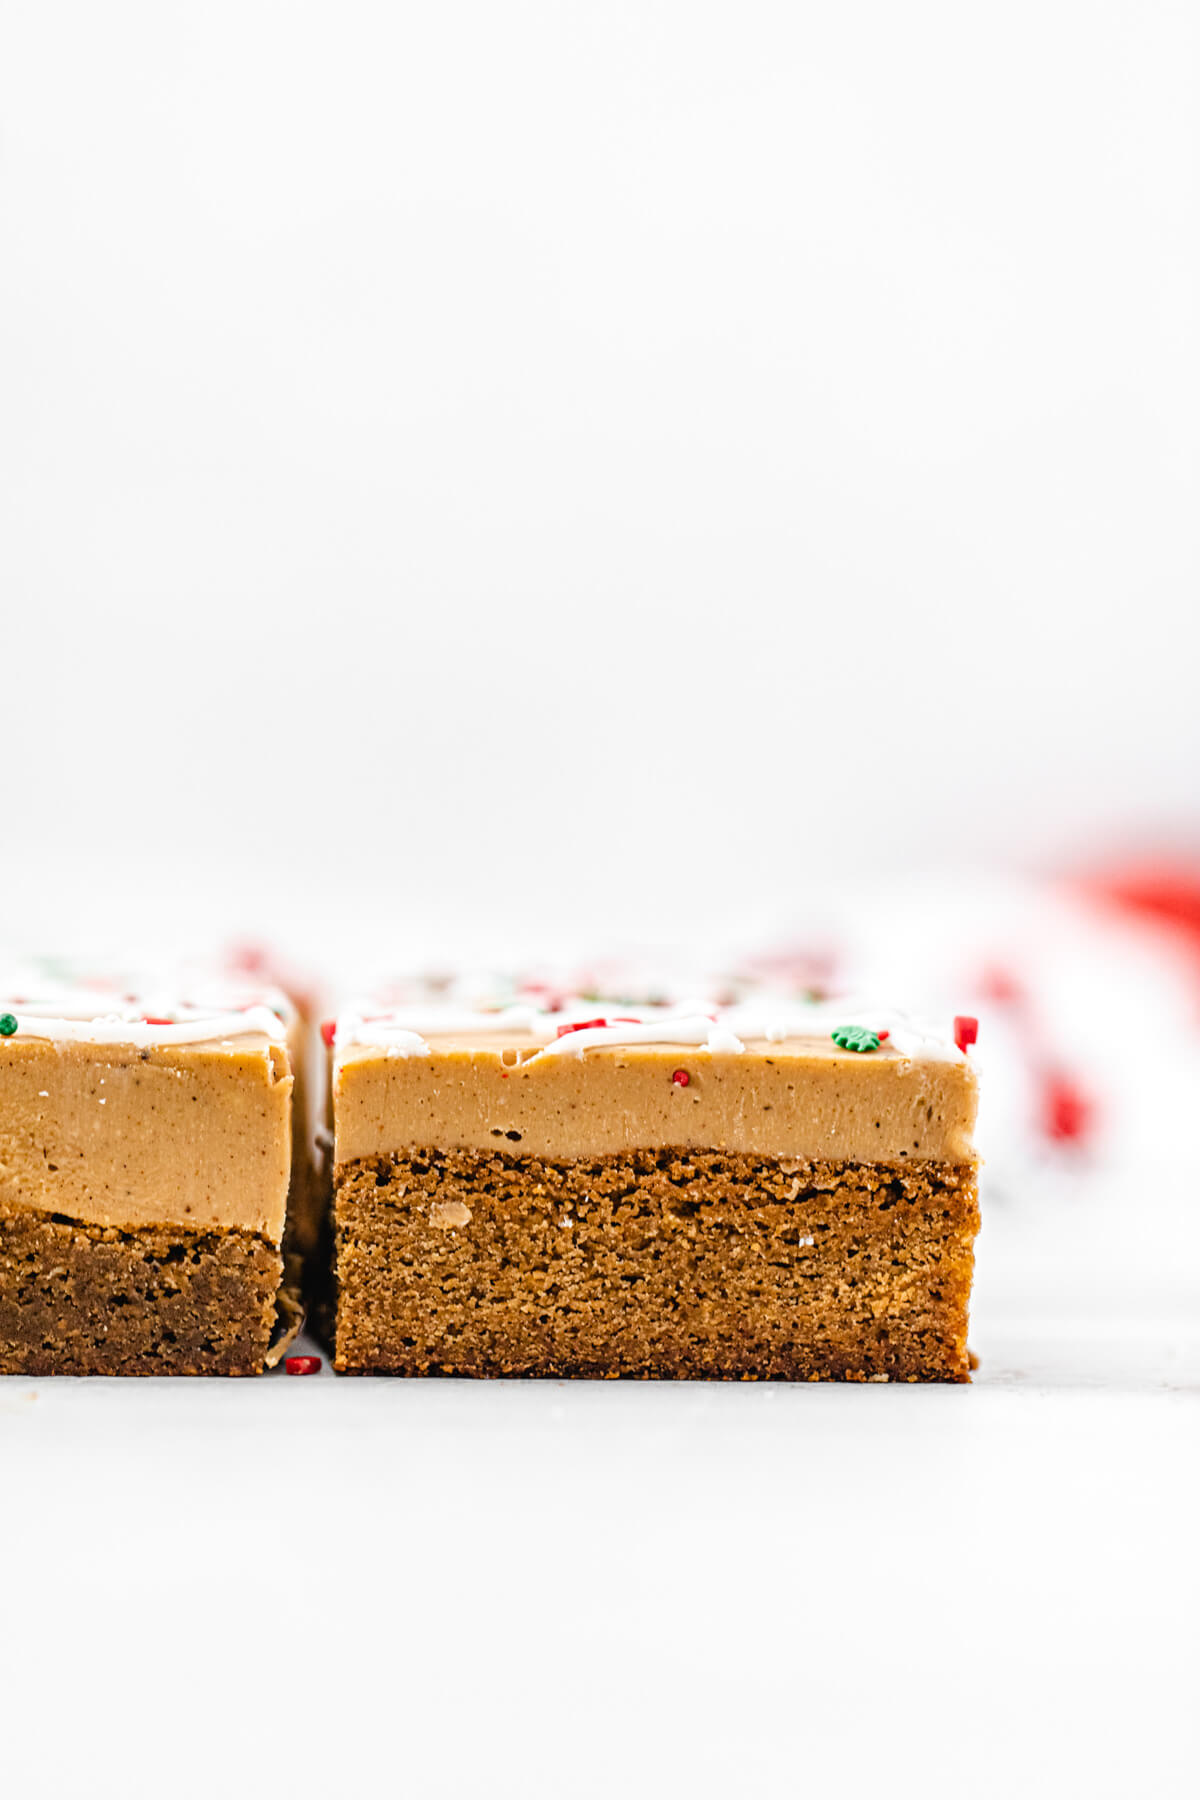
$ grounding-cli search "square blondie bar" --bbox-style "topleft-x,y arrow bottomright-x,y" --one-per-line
0,963 -> 298,1375
328,976 -> 980,1380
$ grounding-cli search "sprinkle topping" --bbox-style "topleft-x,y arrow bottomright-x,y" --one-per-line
831,1024 -> 880,1054
320,1019 -> 336,1048
333,973 -> 963,1064
672,1068 -> 690,1087
285,1355 -> 321,1376
0,960 -> 293,1048
556,1017 -> 610,1038
1040,1071 -> 1094,1145
954,1015 -> 979,1053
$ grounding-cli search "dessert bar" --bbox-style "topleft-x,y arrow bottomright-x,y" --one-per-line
327,976 -> 981,1380
0,963 -> 298,1374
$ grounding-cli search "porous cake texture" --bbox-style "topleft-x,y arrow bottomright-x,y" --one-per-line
0,1212 -> 280,1376
328,974 -> 981,1381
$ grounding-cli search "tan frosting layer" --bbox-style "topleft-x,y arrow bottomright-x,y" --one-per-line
334,1034 -> 978,1165
0,1036 -> 293,1237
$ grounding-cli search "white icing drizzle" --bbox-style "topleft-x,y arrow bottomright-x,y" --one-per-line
336,1013 -> 434,1058
334,976 -> 962,1065
536,1015 -> 747,1059
339,1005 -> 543,1046
0,958 -> 293,1049
7,1005 -> 288,1048
720,998 -> 953,1061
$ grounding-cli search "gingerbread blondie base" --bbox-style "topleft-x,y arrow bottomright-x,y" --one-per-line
332,1148 -> 979,1380
0,1204 -> 282,1376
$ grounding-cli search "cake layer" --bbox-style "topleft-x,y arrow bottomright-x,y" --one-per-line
0,1204 -> 281,1375
0,1036 -> 293,1236
332,1149 -> 979,1380
333,1036 -> 977,1164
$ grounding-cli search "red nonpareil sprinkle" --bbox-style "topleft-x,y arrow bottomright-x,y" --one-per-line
978,965 -> 1026,1007
876,1029 -> 890,1042
229,944 -> 270,974
1040,1072 -> 1095,1145
320,1019 -> 336,1048
556,1017 -> 609,1038
954,1015 -> 979,1053
141,1016 -> 173,1026
285,1355 -> 321,1376
672,1069 -> 690,1087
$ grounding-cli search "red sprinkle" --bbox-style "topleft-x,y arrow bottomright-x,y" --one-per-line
876,1029 -> 890,1041
320,1019 -> 336,1048
978,965 -> 1027,1007
228,943 -> 269,973
954,1015 -> 979,1053
672,1069 -> 690,1087
141,1015 -> 174,1026
285,1355 -> 321,1376
556,1017 -> 609,1037
1041,1072 -> 1095,1145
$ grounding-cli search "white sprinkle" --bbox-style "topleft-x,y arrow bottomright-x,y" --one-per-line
799,1234 -> 815,1247
98,1097 -> 106,1105
37,1090 -> 48,1098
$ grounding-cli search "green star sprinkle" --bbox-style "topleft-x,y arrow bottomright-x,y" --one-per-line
0,1013 -> 18,1037
831,1024 -> 879,1054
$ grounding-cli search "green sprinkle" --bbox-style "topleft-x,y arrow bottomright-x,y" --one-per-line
0,1013 -> 18,1037
831,1024 -> 879,1054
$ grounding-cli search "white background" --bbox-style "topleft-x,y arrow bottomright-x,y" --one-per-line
1,5 -> 1197,1795
2,0 -> 1198,951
